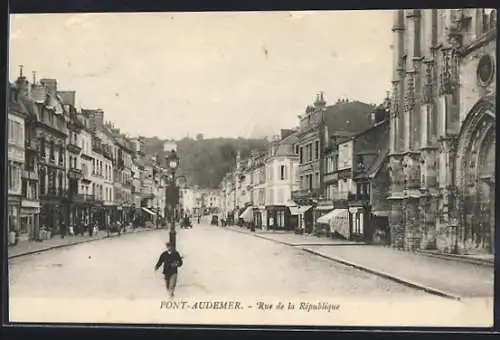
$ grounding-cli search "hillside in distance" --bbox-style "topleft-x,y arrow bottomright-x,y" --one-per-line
142,134 -> 269,189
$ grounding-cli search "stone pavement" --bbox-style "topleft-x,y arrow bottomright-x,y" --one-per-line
8,226 -> 156,259
225,226 -> 494,300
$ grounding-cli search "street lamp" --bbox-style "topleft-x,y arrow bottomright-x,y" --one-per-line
165,150 -> 179,249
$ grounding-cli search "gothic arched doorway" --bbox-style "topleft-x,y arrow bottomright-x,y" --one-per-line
455,96 -> 495,254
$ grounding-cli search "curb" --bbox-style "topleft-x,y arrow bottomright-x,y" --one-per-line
226,227 -> 464,301
225,227 -> 296,246
8,228 -> 156,260
302,248 -> 462,301
415,250 -> 494,268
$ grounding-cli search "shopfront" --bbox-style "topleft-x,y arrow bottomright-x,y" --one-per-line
266,206 -> 289,230
253,207 -> 266,229
40,200 -> 64,235
8,195 -> 22,244
349,206 -> 369,241
289,205 -> 313,233
20,200 -> 40,241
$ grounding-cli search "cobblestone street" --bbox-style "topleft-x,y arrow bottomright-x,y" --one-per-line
8,224 -> 492,326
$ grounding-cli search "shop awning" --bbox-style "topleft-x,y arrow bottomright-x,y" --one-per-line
288,205 -> 312,215
316,205 -> 334,211
317,209 -> 349,238
240,206 -> 253,222
373,211 -> 390,217
141,207 -> 156,216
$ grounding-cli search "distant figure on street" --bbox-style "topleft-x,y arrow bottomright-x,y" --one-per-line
154,242 -> 183,298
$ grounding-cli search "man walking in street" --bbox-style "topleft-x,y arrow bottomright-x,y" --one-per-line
154,242 -> 183,298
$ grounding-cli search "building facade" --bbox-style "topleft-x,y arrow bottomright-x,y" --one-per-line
250,152 -> 267,228
76,111 -> 97,225
17,80 -> 41,242
293,93 -> 378,233
388,9 -> 496,255
30,78 -> 69,235
264,130 -> 299,230
8,80 -> 28,243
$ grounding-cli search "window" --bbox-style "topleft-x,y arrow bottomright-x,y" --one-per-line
299,147 -> 303,164
280,165 -> 286,180
315,140 -> 320,160
22,179 -> 27,197
39,167 -> 46,195
315,172 -> 320,187
49,141 -> 55,162
8,163 -> 21,193
295,145 -> 299,154
59,145 -> 64,165
58,173 -> 64,195
308,174 -> 313,190
8,119 -> 22,146
40,137 -> 46,157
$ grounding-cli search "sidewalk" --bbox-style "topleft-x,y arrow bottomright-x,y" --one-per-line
225,225 -> 362,246
226,226 -> 494,299
303,245 -> 494,299
8,227 -> 155,259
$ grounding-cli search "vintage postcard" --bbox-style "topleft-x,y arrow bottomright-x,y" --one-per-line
6,9 -> 495,328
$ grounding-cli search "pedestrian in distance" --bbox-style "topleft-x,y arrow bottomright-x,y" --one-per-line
154,242 -> 183,298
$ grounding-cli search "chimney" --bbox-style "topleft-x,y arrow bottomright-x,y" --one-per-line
40,78 -> 58,96
90,109 -> 104,129
15,65 -> 30,98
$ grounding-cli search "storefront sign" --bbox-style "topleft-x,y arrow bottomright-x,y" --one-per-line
22,170 -> 38,181
21,200 -> 40,209
338,141 -> 353,170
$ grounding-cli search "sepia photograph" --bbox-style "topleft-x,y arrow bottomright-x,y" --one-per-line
6,9 -> 496,328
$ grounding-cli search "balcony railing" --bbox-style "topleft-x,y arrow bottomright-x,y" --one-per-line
73,193 -> 96,202
22,170 -> 38,181
68,168 -> 83,180
67,139 -> 82,154
323,172 -> 338,183
405,178 -> 421,190
25,139 -> 37,151
291,189 -> 321,200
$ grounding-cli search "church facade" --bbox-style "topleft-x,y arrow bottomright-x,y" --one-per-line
388,9 -> 496,255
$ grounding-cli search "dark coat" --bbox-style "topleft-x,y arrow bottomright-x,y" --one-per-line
155,250 -> 183,276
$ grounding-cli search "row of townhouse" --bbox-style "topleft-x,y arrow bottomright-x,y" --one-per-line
219,92 -> 392,243
220,8 -> 496,256
7,68 -> 167,244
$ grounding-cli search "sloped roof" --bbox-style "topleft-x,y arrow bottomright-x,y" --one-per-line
57,91 -> 76,106
274,131 -> 299,157
30,84 -> 47,103
7,85 -> 30,118
367,146 -> 389,179
325,100 -> 375,134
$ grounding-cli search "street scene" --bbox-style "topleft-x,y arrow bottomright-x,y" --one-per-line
7,9 -> 496,327
8,223 -> 493,326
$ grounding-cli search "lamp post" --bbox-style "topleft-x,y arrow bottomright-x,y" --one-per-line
165,150 -> 180,249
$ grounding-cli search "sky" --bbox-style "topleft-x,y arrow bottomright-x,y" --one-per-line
9,11 -> 393,140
